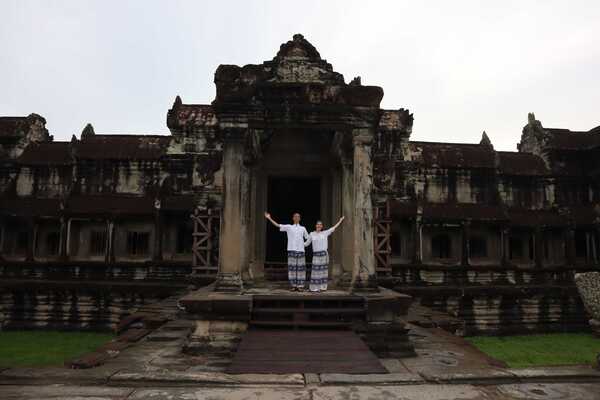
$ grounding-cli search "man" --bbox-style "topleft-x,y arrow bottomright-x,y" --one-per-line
264,212 -> 309,291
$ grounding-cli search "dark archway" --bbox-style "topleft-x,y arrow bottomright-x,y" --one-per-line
266,176 -> 321,263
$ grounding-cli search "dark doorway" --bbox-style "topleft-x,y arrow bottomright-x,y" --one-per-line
266,176 -> 321,263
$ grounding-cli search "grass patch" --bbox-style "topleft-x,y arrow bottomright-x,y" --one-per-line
467,333 -> 600,368
0,331 -> 113,367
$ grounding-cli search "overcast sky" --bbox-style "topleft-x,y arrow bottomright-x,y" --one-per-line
1,1 -> 599,151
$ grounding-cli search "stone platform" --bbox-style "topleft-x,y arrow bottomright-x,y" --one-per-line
178,282 -> 415,359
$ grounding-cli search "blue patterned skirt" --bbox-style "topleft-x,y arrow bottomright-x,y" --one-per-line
309,250 -> 329,292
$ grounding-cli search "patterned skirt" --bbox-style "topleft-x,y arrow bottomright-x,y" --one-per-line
309,250 -> 329,292
287,251 -> 306,288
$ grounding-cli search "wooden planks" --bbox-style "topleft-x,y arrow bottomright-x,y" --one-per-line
227,329 -> 386,374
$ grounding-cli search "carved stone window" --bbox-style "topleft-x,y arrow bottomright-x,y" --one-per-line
4,230 -> 28,255
176,226 -> 193,254
126,231 -> 150,256
469,236 -> 487,258
390,229 -> 402,257
509,237 -> 523,259
45,232 -> 60,256
431,234 -> 451,259
575,230 -> 588,258
90,230 -> 107,256
16,231 -> 29,254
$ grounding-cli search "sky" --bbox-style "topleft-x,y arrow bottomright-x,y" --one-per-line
1,1 -> 599,151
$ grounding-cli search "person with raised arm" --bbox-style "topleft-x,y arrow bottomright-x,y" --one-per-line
304,216 -> 345,292
264,211 -> 310,291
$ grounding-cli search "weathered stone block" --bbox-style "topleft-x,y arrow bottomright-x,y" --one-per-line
574,272 -> 600,321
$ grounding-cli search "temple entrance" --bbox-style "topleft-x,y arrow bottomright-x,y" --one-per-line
265,176 -> 321,264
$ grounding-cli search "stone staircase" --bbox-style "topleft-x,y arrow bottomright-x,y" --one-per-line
249,294 -> 366,329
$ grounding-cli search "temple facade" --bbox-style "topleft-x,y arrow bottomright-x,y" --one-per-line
0,34 -> 598,334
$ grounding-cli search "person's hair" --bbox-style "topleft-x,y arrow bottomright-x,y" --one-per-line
293,212 -> 301,217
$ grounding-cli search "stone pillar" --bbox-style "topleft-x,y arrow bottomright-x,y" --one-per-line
340,157 -> 355,280
153,200 -> 163,262
216,128 -> 246,291
412,216 -> 423,265
26,218 -> 36,261
566,227 -> 575,267
461,220 -> 471,267
534,226 -> 543,268
59,216 -> 68,260
351,128 -> 377,290
501,227 -> 510,266
239,163 -> 252,281
0,219 -> 4,261
107,219 -> 115,263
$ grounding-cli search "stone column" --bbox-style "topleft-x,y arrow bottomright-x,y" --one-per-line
412,215 -> 423,265
0,219 -> 4,261
566,227 -> 575,267
534,226 -> 543,268
501,226 -> 510,266
153,200 -> 163,262
351,128 -> 377,290
59,216 -> 68,260
26,218 -> 36,262
461,220 -> 471,267
340,157 -> 355,280
216,127 -> 246,291
107,219 -> 115,263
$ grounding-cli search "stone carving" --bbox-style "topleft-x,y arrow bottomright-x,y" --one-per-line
81,123 -> 95,140
480,131 -> 493,149
574,272 -> 600,335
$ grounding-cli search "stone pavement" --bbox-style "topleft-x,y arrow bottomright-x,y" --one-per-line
1,320 -> 599,399
2,382 -> 600,400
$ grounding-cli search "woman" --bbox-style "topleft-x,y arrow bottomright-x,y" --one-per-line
304,216 -> 344,292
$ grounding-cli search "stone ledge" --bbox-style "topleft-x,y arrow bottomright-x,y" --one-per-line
109,370 -> 305,385
507,366 -> 600,382
0,366 -> 118,384
319,372 -> 423,385
418,368 -> 517,385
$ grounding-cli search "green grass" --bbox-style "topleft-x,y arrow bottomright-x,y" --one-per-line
467,333 -> 600,368
0,331 -> 113,367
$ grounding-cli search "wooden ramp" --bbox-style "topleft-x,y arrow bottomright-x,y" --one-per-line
227,329 -> 387,374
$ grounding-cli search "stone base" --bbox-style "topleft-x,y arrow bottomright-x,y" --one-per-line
183,320 -> 248,356
214,272 -> 244,292
179,283 -> 415,359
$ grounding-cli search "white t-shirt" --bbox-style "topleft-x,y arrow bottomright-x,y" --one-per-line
279,224 -> 310,252
305,227 -> 335,252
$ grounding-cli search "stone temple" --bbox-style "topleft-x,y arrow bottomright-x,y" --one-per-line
0,34 -> 598,337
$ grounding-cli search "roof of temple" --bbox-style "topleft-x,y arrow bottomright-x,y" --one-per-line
167,102 -> 217,131
547,128 -> 600,150
497,151 -> 548,176
17,142 -> 73,165
407,142 -> 495,169
75,134 -> 171,160
0,117 -> 28,138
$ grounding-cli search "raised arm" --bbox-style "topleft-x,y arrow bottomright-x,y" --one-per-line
332,216 -> 345,230
264,212 -> 280,228
325,216 -> 345,236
